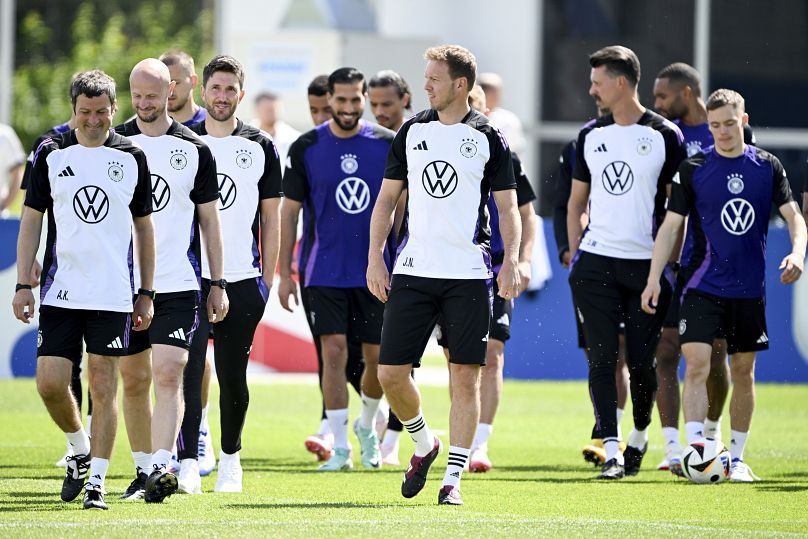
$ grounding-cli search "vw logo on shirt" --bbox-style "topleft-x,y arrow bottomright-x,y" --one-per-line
601,161 -> 634,195
335,177 -> 370,214
721,198 -> 755,235
151,174 -> 171,212
422,160 -> 458,199
217,173 -> 237,210
73,185 -> 109,224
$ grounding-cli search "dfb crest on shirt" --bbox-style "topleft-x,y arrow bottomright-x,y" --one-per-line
679,319 -> 687,336
107,161 -> 124,182
217,173 -> 237,210
727,173 -> 745,194
636,137 -> 653,156
151,174 -> 171,212
601,161 -> 634,195
170,149 -> 188,170
236,150 -> 252,169
340,154 -> 359,174
721,198 -> 755,235
459,138 -> 477,158
422,160 -> 458,199
685,140 -> 703,157
73,185 -> 109,224
335,177 -> 370,214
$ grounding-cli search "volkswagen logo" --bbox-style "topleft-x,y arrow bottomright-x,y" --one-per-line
335,177 -> 370,214
151,174 -> 171,212
721,198 -> 755,235
217,173 -> 237,210
73,185 -> 109,224
422,160 -> 458,199
601,161 -> 634,195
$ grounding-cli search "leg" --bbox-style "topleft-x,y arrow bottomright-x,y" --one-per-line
346,339 -> 365,396
478,339 -> 504,427
615,335 -> 629,411
151,345 -> 188,454
37,357 -> 84,435
119,350 -> 153,456
87,354 -> 120,460
655,328 -> 681,429
728,352 -> 756,434
706,338 -> 730,423
448,363 -> 481,449
680,342 -> 712,438
179,311 -> 209,462
320,333 -> 349,410
360,343 -> 382,399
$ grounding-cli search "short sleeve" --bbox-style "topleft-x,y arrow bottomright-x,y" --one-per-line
667,160 -> 697,217
770,156 -> 794,208
659,125 -> 686,186
512,154 -> 536,206
190,143 -> 219,205
282,137 -> 310,202
24,142 -> 54,212
572,129 -> 591,182
383,121 -> 410,181
258,137 -> 283,199
129,150 -> 153,217
485,127 -> 516,191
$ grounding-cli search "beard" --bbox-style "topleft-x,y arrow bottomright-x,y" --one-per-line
332,112 -> 360,131
136,105 -> 164,123
167,94 -> 188,113
205,101 -> 236,122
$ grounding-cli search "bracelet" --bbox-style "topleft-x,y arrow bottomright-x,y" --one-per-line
15,283 -> 32,292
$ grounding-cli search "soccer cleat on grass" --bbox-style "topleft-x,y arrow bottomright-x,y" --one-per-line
353,422 -> 381,469
198,428 -> 216,476
582,439 -> 606,467
597,458 -> 625,480
317,447 -> 353,472
305,433 -> 334,462
401,436 -> 441,498
178,458 -> 202,494
469,446 -> 492,473
623,443 -> 647,477
656,457 -> 670,471
61,453 -> 90,502
214,451 -> 243,492
119,471 -> 148,500
729,459 -> 759,483
381,438 -> 400,466
83,486 -> 108,510
56,441 -> 72,468
438,485 -> 463,506
145,467 -> 178,503
668,455 -> 685,478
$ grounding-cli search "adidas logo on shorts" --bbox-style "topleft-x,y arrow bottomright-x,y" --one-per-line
756,332 -> 768,344
170,328 -> 187,341
107,337 -> 124,349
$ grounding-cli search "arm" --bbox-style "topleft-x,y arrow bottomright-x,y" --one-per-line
132,215 -> 155,331
277,198 -> 302,311
493,188 -> 522,298
393,190 -> 408,240
553,143 -> 574,266
566,179 -> 590,259
517,201 -> 537,292
367,179 -> 405,302
0,164 -> 23,214
640,212 -> 685,313
260,197 -> 282,292
802,193 -> 808,225
11,208 -> 44,323
197,200 -> 229,322
778,201 -> 806,284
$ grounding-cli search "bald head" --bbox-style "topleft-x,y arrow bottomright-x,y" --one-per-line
130,58 -> 175,124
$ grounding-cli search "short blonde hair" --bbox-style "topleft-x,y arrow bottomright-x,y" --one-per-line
424,45 -> 477,88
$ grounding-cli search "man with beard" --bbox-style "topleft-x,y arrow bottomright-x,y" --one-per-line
190,55 -> 283,492
279,67 -> 395,471
114,58 -> 227,501
160,50 -> 207,127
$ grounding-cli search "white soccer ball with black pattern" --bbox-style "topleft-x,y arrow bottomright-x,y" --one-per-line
682,439 -> 731,484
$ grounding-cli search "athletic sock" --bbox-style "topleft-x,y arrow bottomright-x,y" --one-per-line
627,427 -> 648,450
685,421 -> 704,444
604,437 -> 623,465
86,415 -> 92,434
661,427 -> 682,454
615,408 -> 624,441
472,423 -> 493,451
65,428 -> 91,456
200,406 -> 209,433
325,408 -> 350,450
443,446 -> 470,489
730,430 -> 749,462
87,457 -> 109,491
704,417 -> 722,439
317,418 -> 331,437
382,429 -> 400,449
150,449 -> 173,471
358,394 -> 382,430
132,451 -> 151,475
401,412 -> 435,457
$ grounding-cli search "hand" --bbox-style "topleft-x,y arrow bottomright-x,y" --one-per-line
517,261 -> 531,293
278,275 -> 299,312
12,289 -> 36,323
497,259 -> 521,300
132,296 -> 154,331
207,286 -> 230,323
779,252 -> 804,284
367,255 -> 391,303
640,281 -> 661,314
561,250 -> 571,268
30,260 -> 42,288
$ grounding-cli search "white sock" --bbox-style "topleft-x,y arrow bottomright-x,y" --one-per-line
132,451 -> 151,475
86,415 -> 92,435
200,406 -> 209,432
443,446 -> 470,489
317,418 -> 331,436
627,427 -> 647,450
616,408 -> 624,441
730,430 -> 749,462
219,449 -> 240,465
604,438 -> 623,465
685,421 -> 704,444
382,429 -> 400,448
87,457 -> 109,491
65,428 -> 91,456
704,417 -> 721,439
150,448 -> 173,471
661,427 -> 682,453
401,412 -> 435,457
472,423 -> 493,451
359,394 -> 382,430
326,408 -> 350,450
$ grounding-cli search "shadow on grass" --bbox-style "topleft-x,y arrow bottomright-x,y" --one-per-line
223,502 -> 398,510
240,458 -> 403,474
0,499 -> 69,512
493,464 -> 596,473
755,485 -> 808,493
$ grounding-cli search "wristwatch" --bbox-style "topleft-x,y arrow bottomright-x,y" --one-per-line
15,283 -> 32,292
137,288 -> 156,300
210,279 -> 228,290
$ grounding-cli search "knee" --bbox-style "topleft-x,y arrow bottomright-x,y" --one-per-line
730,361 -> 755,385
320,337 -> 347,367
152,359 -> 186,391
122,367 -> 151,397
377,366 -> 404,392
684,357 -> 710,382
655,332 -> 681,368
37,373 -> 66,403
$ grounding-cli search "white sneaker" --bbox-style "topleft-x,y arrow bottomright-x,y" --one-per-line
167,453 -> 181,475
381,438 -> 400,466
178,458 -> 202,494
730,459 -> 759,483
214,451 -> 243,493
198,427 -> 216,476
56,441 -> 72,467
469,446 -> 493,473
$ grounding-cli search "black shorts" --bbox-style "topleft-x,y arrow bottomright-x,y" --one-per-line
37,305 -> 132,363
679,291 -> 768,354
663,271 -> 686,329
128,291 -> 200,354
307,286 -> 384,344
380,274 -> 491,366
437,279 -> 512,346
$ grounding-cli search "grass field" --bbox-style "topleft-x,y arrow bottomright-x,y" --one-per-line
0,370 -> 807,538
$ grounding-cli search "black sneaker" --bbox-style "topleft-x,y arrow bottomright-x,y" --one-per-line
597,458 -> 625,480
401,436 -> 441,499
145,468 -> 178,503
437,485 -> 463,506
61,453 -> 90,502
623,443 -> 647,477
120,471 -> 148,500
83,487 -> 108,510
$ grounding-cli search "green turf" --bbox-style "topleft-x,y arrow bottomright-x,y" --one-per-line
0,375 -> 806,538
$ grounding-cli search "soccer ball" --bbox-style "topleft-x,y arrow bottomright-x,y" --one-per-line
682,439 -> 731,484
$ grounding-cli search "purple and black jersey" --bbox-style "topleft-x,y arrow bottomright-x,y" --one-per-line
183,107 -> 207,128
669,145 -> 793,299
284,120 -> 395,288
674,119 -> 755,158
488,153 -> 536,272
